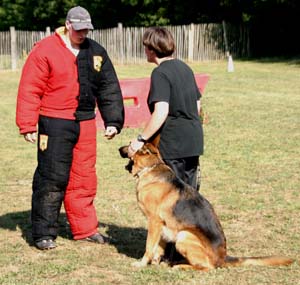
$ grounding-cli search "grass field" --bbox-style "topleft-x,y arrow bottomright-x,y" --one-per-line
0,59 -> 299,285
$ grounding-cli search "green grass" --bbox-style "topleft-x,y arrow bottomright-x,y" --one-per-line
0,60 -> 299,285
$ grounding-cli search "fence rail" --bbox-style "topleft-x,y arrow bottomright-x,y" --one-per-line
0,23 -> 250,70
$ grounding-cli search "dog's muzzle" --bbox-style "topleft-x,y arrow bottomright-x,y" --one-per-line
125,159 -> 134,173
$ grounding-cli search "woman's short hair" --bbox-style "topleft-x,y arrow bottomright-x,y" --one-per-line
142,27 -> 175,58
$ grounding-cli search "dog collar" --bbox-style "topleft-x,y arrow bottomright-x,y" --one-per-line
133,163 -> 163,178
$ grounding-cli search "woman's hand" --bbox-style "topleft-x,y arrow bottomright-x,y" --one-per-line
128,139 -> 144,157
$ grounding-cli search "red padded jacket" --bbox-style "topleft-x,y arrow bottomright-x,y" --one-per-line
16,28 -> 80,134
16,27 -> 124,134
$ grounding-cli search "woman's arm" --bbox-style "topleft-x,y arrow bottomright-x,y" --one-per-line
128,101 -> 169,156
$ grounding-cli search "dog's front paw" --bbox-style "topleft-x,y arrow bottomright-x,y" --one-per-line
131,260 -> 148,268
132,255 -> 151,268
151,255 -> 162,265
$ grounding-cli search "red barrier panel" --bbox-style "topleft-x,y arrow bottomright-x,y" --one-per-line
96,74 -> 209,129
194,73 -> 210,94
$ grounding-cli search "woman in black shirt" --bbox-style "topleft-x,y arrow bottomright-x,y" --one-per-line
129,27 -> 204,190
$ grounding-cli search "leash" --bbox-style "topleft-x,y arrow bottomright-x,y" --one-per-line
196,160 -> 201,191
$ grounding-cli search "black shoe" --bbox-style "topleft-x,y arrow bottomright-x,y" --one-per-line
35,239 -> 56,250
81,233 -> 108,244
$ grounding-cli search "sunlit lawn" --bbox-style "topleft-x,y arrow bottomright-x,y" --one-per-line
0,59 -> 299,284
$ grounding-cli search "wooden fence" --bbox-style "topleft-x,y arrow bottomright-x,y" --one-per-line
0,23 -> 250,70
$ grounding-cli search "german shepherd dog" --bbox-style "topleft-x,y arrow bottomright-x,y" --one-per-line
119,143 -> 295,270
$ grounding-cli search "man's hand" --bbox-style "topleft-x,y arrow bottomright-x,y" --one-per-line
104,126 -> 118,140
24,132 -> 37,143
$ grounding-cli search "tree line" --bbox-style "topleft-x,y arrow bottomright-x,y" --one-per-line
0,0 -> 299,57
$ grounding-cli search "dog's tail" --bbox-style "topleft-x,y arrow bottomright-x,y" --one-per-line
223,255 -> 294,268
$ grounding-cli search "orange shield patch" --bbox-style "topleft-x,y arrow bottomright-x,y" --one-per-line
93,56 -> 103,72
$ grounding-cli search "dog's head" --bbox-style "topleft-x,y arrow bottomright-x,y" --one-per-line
119,143 -> 163,176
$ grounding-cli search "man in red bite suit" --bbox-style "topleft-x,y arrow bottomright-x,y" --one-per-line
16,6 -> 124,250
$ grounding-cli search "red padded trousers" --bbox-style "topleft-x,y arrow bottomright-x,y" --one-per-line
64,119 -> 99,240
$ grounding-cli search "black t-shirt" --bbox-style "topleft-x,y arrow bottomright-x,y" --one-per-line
148,59 -> 204,159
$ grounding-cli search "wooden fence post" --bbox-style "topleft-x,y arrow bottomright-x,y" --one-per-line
222,20 -> 229,57
188,24 -> 194,62
46,26 -> 51,36
118,23 -> 123,64
10,26 -> 17,70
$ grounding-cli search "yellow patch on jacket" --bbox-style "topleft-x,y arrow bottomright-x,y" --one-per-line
93,56 -> 103,72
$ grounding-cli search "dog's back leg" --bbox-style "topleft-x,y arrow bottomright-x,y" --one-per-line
174,230 -> 222,271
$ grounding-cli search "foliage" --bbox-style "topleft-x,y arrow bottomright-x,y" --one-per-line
1,0 -> 299,56
0,0 -> 299,29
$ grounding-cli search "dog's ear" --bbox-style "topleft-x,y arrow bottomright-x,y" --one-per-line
119,145 -> 129,158
144,143 -> 160,155
148,133 -> 160,148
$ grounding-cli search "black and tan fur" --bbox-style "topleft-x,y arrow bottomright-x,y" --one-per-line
119,143 -> 294,270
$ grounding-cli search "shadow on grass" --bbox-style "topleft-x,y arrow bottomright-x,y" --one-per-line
100,222 -> 147,259
0,210 -> 147,259
0,210 -> 73,246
